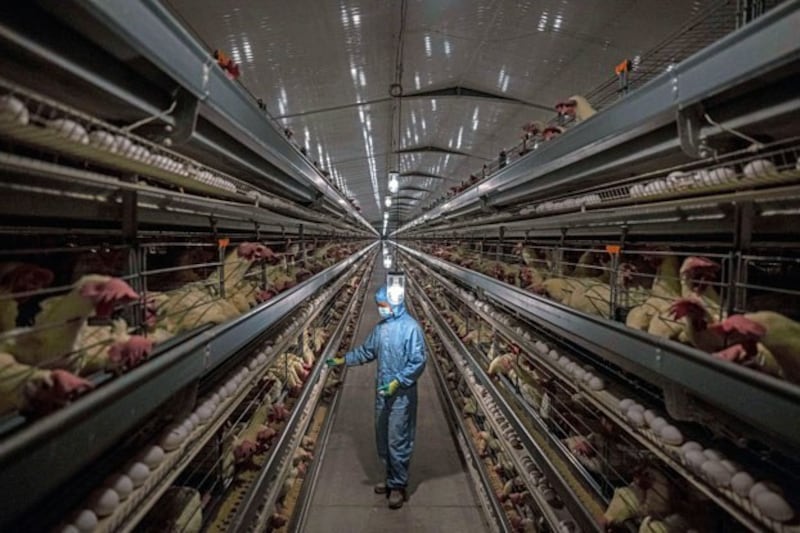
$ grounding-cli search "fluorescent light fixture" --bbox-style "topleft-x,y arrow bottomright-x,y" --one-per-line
388,172 -> 399,193
383,256 -> 392,269
385,196 -> 392,207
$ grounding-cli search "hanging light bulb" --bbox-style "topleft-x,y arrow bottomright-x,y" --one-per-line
385,196 -> 392,207
384,212 -> 389,220
388,171 -> 399,193
383,255 -> 392,269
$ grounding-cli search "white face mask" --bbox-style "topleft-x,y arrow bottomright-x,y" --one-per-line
378,306 -> 392,319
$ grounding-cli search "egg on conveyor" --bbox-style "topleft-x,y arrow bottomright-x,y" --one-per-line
587,376 -> 604,391
701,460 -> 732,487
743,159 -> 778,179
46,119 -> 89,144
618,398 -> 635,413
113,135 -> 133,155
70,509 -> 98,533
649,416 -> 668,433
752,490 -> 794,522
731,471 -> 755,497
87,130 -> 117,151
680,441 -> 702,455
629,184 -> 644,198
159,424 -> 188,452
703,448 -> 724,462
658,425 -> 684,446
684,450 -> 707,473
136,444 -> 165,469
126,462 -> 151,487
55,524 -> 80,533
104,473 -> 133,501
627,408 -> 646,427
707,166 -> 736,184
87,487 -> 120,517
0,95 -> 29,125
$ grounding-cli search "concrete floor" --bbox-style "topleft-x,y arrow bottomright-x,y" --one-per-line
302,264 -> 489,533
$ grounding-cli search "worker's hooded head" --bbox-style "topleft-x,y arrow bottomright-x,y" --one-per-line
375,284 -> 405,320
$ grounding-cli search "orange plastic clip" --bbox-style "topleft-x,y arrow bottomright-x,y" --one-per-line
615,59 -> 631,75
218,238 -> 230,249
606,244 -> 621,255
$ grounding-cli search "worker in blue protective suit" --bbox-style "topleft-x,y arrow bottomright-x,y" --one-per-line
326,284 -> 426,509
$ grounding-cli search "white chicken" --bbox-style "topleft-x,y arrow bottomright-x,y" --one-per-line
0,275 -> 140,415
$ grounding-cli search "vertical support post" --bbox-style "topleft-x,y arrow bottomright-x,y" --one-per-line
730,201 -> 754,316
497,226 -> 505,263
299,224 -> 306,268
120,174 -> 141,328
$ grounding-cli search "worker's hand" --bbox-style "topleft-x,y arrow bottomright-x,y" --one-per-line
325,357 -> 345,368
377,379 -> 400,397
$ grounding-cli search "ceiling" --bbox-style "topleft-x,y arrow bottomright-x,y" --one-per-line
166,0 -> 714,232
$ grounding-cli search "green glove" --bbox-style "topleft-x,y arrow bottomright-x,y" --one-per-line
377,379 -> 400,397
326,357 -> 345,368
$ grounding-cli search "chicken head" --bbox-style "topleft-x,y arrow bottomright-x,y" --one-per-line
107,336 -> 154,371
668,298 -> 707,322
23,369 -> 93,415
233,439 -> 259,463
78,276 -> 139,318
679,256 -> 720,292
237,242 -> 276,263
0,263 -> 54,301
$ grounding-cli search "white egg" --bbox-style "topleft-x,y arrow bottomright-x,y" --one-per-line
557,356 -> 570,368
649,417 -> 668,433
588,376 -> 604,391
684,450 -> 707,473
189,413 -> 200,427
88,487 -> 120,517
753,490 -> 794,522
681,441 -> 702,454
658,425 -> 684,445
731,471 -> 755,497
0,95 -> 29,125
159,424 -> 188,451
701,460 -> 732,487
113,135 -> 132,155
196,403 -> 214,422
547,349 -> 559,361
126,462 -> 150,487
627,409 -> 646,427
180,419 -> 194,434
47,119 -> 89,144
88,130 -> 116,151
749,481 -> 782,501
719,459 -> 740,474
643,409 -> 657,425
703,449 -> 724,462
707,166 -> 736,184
628,403 -> 644,414
71,509 -> 98,533
137,445 -> 165,468
630,184 -> 644,198
619,399 -> 635,413
55,524 -> 80,533
743,159 -> 777,179
104,473 -> 133,501
573,368 -> 587,381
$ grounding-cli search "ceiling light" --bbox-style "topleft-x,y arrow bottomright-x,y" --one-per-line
384,212 -> 389,219
388,172 -> 399,193
385,196 -> 392,207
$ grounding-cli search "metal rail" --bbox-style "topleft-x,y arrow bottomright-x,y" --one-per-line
397,244 -> 800,450
398,1 -> 800,233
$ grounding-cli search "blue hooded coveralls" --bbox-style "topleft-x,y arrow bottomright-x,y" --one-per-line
344,285 -> 427,490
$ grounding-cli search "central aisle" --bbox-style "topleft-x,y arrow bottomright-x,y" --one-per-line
302,262 -> 489,533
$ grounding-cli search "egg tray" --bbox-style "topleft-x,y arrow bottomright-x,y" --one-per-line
591,389 -> 797,533
0,120 -> 246,202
